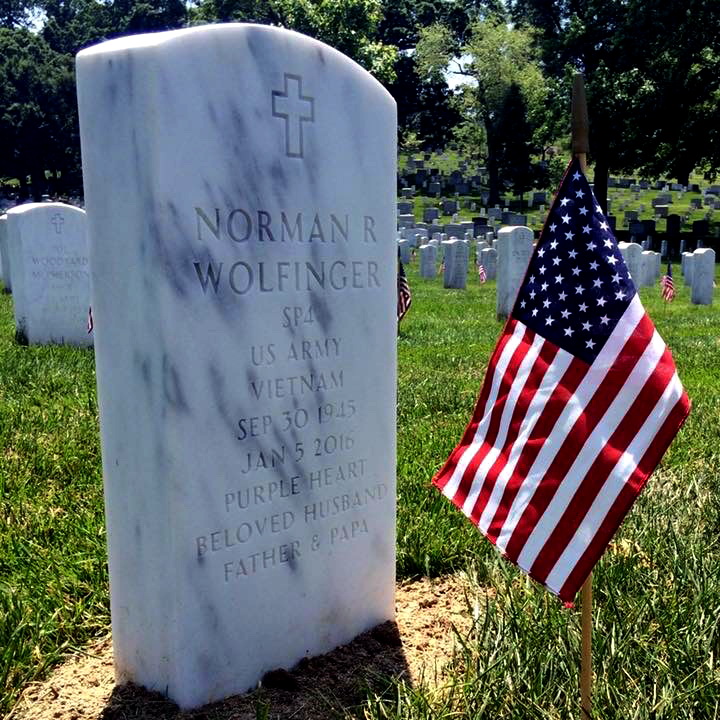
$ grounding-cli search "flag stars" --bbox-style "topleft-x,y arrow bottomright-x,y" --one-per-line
543,298 -> 551,309
549,223 -> 557,233
615,290 -> 626,300
597,297 -> 607,307
600,315 -> 610,325
596,205 -> 603,214
561,309 -> 571,319
560,197 -> 571,206
565,231 -> 574,241
564,327 -> 574,336
612,273 -> 621,283
603,238 -> 614,249
572,266 -> 581,276
569,250 -> 578,259
589,260 -> 599,270
531,308 -> 539,317
587,241 -> 597,251
586,339 -> 596,349
561,214 -> 571,224
541,282 -> 549,292
558,291 -> 568,301
529,290 -> 537,299
554,274 -> 564,284
579,206 -> 589,216
550,239 -> 559,250
582,321 -> 592,331
572,171 -> 582,181
593,278 -> 603,288
582,225 -> 591,234
539,266 -> 546,275
576,189 -> 585,198
552,256 -> 561,266
538,248 -> 546,257
575,285 -> 585,294
546,316 -> 555,326
606,255 -> 618,265
520,300 -> 527,308
578,302 -> 588,312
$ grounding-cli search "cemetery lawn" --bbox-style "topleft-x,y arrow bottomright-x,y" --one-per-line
2,266 -> 720,718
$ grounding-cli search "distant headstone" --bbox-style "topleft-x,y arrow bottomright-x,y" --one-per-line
397,213 -> 415,228
666,214 -> 681,237
77,24 -> 397,710
397,201 -> 412,215
400,188 -> 414,199
0,214 -> 10,292
480,247 -> 497,280
443,238 -> 468,289
618,241 -> 642,285
692,219 -> 709,239
660,239 -> 668,259
398,239 -> 412,264
5,202 -> 90,345
419,243 -> 437,278
640,251 -> 656,287
495,226 -> 533,319
423,207 -> 439,223
682,252 -> 694,285
690,248 -> 715,304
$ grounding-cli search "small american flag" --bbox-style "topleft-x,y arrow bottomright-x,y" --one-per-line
433,157 -> 690,604
478,264 -> 487,283
661,263 -> 676,302
397,258 -> 412,323
87,306 -> 94,333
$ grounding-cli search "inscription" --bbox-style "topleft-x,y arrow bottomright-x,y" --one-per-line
249,370 -> 344,399
271,73 -> 314,159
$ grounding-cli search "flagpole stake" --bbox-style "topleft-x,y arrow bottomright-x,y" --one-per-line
580,573 -> 593,718
573,70 -> 592,720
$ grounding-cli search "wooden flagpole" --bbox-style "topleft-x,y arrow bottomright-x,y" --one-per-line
571,71 -> 593,720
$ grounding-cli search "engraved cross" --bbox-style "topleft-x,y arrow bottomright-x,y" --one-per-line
51,213 -> 64,234
272,74 -> 315,159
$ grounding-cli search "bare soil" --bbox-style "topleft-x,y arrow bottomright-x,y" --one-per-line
9,574 -> 485,720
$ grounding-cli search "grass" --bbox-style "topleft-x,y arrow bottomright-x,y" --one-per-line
1,261 -> 719,717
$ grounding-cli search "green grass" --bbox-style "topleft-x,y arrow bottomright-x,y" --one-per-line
1,263 -> 719,717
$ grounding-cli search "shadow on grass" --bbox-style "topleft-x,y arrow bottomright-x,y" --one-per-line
98,622 -> 409,720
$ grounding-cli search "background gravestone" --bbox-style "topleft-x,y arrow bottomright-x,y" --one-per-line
682,252 -> 694,286
495,226 -> 533,319
0,214 -> 10,292
77,24 -> 397,710
691,248 -> 715,305
419,243 -> 437,278
442,238 -> 468,289
5,202 -> 90,345
480,246 -> 497,280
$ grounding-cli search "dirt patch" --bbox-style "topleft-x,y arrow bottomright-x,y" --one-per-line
9,574 -> 486,720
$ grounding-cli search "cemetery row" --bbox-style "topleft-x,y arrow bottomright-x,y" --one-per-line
395,216 -> 716,308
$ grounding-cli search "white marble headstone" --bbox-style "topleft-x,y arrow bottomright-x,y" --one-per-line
5,202 -> 90,345
77,24 -> 397,710
682,251 -> 695,286
619,241 -> 642,287
442,238 -> 468,289
480,246 -> 497,280
419,243 -> 437,278
691,248 -> 715,305
0,214 -> 9,291
495,226 -> 533,319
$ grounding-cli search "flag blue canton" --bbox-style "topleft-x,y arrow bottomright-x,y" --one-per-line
512,159 -> 636,364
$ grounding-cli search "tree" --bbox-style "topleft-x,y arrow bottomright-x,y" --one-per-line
495,83 -> 534,201
0,28 -> 77,198
190,0 -> 397,85
416,16 -> 553,203
509,0 -> 720,207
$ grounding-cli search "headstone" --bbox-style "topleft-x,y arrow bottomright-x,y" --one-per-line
419,243 -> 437,278
660,240 -> 668,259
639,251 -> 655,288
654,205 -> 669,218
5,202 -> 91,345
666,214 -> 681,237
691,248 -> 715,305
423,207 -> 439,223
428,182 -> 441,196
443,223 -> 464,239
692,219 -> 709,239
495,226 -> 533,319
77,24 -> 396,710
442,238 -> 468,289
682,252 -> 694,285
400,188 -> 413,199
397,213 -> 415,228
480,247 -> 497,280
618,241 -> 642,285
0,214 -> 10,292
398,239 -> 411,264
397,201 -> 412,215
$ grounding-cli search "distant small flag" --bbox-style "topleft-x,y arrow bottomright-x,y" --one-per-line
661,264 -> 676,302
478,264 -> 487,283
87,306 -> 94,333
397,259 -> 412,322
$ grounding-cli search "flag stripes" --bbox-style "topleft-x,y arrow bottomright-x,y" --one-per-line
435,293 -> 688,601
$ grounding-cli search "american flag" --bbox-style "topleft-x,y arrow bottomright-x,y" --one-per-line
478,264 -> 487,283
661,263 -> 676,302
397,258 -> 412,322
433,157 -> 690,604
